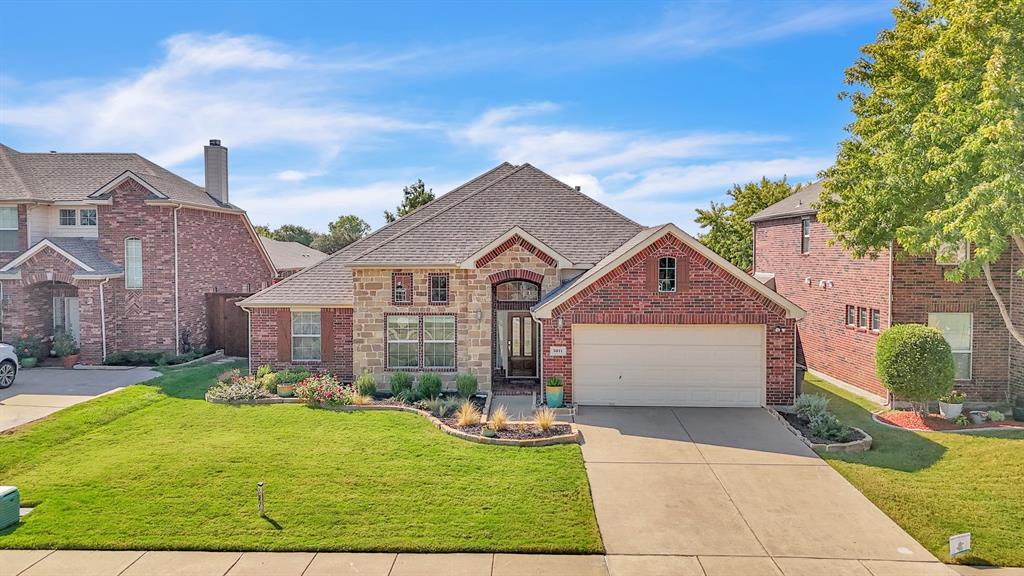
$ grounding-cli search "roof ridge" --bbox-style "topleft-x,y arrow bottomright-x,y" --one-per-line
348,163 -> 528,263
518,163 -> 643,229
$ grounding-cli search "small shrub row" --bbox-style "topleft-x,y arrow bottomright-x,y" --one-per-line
207,370 -> 271,401
104,348 -> 210,366
295,373 -> 359,405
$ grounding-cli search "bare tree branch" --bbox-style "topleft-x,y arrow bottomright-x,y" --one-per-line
982,261 -> 1024,348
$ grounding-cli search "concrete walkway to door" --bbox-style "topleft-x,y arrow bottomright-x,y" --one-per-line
575,406 -> 955,575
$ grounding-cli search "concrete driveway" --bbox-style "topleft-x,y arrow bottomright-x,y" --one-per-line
576,406 -> 953,575
0,367 -> 158,432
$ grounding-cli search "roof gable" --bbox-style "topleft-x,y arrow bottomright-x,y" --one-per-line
747,182 -> 823,223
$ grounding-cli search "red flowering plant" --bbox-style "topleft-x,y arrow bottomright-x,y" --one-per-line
295,373 -> 356,406
12,333 -> 46,360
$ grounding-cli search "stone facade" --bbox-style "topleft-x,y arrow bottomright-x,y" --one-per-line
545,234 -> 796,405
754,215 -> 1024,402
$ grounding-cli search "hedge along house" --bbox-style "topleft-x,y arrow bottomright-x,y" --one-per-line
0,141 -> 276,363
239,163 -> 805,406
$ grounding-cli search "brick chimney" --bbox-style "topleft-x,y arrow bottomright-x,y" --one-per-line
204,139 -> 228,204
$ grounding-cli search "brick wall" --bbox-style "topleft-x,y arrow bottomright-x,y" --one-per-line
250,307 -> 353,380
0,205 -> 29,268
1012,243 -> 1024,398
545,234 -> 796,405
754,216 -> 891,397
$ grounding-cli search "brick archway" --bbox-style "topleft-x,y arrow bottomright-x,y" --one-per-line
20,271 -> 78,287
487,269 -> 544,286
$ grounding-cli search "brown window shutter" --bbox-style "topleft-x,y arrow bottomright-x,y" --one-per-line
646,256 -> 658,292
679,256 -> 689,292
320,308 -> 334,362
278,309 -> 291,362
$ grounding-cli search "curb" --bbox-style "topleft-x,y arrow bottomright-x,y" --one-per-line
204,395 -> 580,447
768,407 -> 873,453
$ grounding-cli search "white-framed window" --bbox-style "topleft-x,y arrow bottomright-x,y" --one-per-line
59,208 -> 77,226
801,217 -> 811,254
124,238 -> 143,289
858,307 -> 868,328
870,309 -> 881,331
429,274 -> 449,304
658,257 -> 676,292
495,281 -> 540,302
387,315 -> 420,368
291,310 -> 321,361
423,315 -> 455,368
79,209 -> 97,226
929,313 -> 973,380
846,305 -> 856,326
0,207 -> 18,251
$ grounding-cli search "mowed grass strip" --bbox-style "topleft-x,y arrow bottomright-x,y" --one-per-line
0,363 -> 602,553
805,374 -> 1024,567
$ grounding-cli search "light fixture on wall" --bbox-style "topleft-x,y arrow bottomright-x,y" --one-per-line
818,279 -> 827,289
804,277 -> 812,285
773,325 -> 787,334
473,309 -> 483,321
556,316 -> 564,329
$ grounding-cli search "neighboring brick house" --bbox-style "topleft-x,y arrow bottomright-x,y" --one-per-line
259,236 -> 328,277
750,182 -> 1024,402
0,141 -> 276,363
240,163 -> 804,406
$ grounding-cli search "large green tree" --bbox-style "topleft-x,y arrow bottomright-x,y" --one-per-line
696,177 -> 799,270
271,224 -> 320,247
384,179 -> 435,223
311,214 -> 370,254
818,0 -> 1024,346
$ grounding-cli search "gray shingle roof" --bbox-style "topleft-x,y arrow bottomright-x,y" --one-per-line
259,237 -> 328,272
5,237 -> 123,275
239,163 -> 643,307
746,181 -> 823,223
0,144 -> 231,209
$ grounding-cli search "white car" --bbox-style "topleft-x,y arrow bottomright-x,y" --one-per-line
0,344 -> 18,389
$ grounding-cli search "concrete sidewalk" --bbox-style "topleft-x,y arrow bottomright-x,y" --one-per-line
1,550 -> 971,576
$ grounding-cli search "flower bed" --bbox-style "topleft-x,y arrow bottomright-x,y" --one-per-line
874,410 -> 1024,432
773,393 -> 872,453
776,409 -> 872,453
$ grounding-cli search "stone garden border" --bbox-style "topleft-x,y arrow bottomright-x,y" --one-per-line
871,411 -> 1024,434
205,394 -> 581,447
768,407 -> 873,453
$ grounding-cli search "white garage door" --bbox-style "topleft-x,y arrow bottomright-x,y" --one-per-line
572,324 -> 765,407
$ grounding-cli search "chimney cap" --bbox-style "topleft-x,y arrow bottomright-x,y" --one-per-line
209,139 -> 221,146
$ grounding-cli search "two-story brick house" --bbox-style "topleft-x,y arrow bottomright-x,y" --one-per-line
240,163 -> 805,407
0,140 -> 276,363
750,182 -> 1024,402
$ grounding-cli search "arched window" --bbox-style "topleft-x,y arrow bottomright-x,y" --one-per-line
495,280 -> 540,302
125,238 -> 143,289
658,257 -> 676,292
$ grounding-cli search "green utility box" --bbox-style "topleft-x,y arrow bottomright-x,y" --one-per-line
0,486 -> 19,530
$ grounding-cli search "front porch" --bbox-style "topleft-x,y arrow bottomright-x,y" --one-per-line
491,278 -> 542,396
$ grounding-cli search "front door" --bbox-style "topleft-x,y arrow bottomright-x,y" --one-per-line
507,312 -> 537,377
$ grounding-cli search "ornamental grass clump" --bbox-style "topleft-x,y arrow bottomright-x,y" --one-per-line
296,373 -> 356,406
489,404 -> 509,431
455,400 -> 482,427
207,374 -> 271,401
534,407 -> 557,432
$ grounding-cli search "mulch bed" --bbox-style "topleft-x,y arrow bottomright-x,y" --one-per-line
876,410 -> 1024,432
441,420 -> 573,440
781,412 -> 867,445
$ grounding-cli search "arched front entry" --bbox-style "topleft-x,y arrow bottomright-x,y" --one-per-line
21,279 -> 81,345
490,274 -> 542,385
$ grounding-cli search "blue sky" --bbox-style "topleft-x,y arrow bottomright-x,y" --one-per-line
0,1 -> 893,234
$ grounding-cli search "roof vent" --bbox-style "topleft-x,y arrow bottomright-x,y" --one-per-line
574,185 -> 581,192
209,139 -> 221,146
49,151 -> 57,154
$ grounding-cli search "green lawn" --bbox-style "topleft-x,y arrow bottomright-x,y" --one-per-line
805,374 -> 1024,567
0,363 -> 602,553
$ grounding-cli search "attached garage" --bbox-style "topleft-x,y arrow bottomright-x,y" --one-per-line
572,324 -> 765,407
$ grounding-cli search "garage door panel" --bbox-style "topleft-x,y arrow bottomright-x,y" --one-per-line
572,324 -> 765,407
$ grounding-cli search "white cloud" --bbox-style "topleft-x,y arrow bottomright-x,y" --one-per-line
620,157 -> 829,199
273,170 -> 324,182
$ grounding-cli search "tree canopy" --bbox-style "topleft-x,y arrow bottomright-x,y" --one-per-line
818,0 -> 1024,345
696,177 -> 799,270
311,215 -> 371,254
384,179 -> 435,223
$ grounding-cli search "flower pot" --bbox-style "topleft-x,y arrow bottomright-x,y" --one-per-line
277,383 -> 295,398
545,386 -> 563,408
19,357 -> 37,369
969,411 -> 987,425
62,354 -> 80,369
938,401 -> 964,420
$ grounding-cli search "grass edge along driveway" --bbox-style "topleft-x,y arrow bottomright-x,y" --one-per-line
0,363 -> 602,553
805,374 -> 1024,568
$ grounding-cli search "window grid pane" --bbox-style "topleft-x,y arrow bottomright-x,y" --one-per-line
387,316 -> 420,368
423,342 -> 454,368
80,209 -> 97,226
0,231 -> 17,251
496,281 -> 539,302
125,239 -> 143,289
658,257 -> 676,292
0,207 -> 17,229
423,315 -> 455,367
430,275 -> 448,303
59,209 -> 77,226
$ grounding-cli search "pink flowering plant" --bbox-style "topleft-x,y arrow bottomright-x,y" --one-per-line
295,373 -> 356,406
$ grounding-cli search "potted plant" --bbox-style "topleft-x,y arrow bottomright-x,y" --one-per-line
19,357 -> 37,368
52,332 -> 80,368
938,390 -> 966,419
1014,396 -> 1024,422
968,410 -> 987,425
545,376 -> 564,408
13,334 -> 44,368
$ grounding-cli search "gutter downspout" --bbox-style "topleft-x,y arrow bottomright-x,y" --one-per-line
245,307 -> 252,375
99,277 -> 110,361
173,205 -> 182,356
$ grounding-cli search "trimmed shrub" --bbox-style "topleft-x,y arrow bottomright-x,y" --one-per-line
355,371 -> 377,396
456,373 -> 478,398
276,369 -> 312,384
389,371 -> 413,397
416,373 -> 443,400
259,372 -> 279,394
876,324 -> 954,413
793,394 -> 830,421
256,364 -> 274,379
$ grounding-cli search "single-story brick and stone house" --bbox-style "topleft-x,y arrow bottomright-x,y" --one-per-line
750,182 -> 1024,402
240,163 -> 805,406
0,140 -> 276,363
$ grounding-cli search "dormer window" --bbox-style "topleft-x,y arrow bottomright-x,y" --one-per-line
658,257 -> 677,292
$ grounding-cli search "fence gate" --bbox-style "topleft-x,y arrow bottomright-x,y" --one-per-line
206,293 -> 252,357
